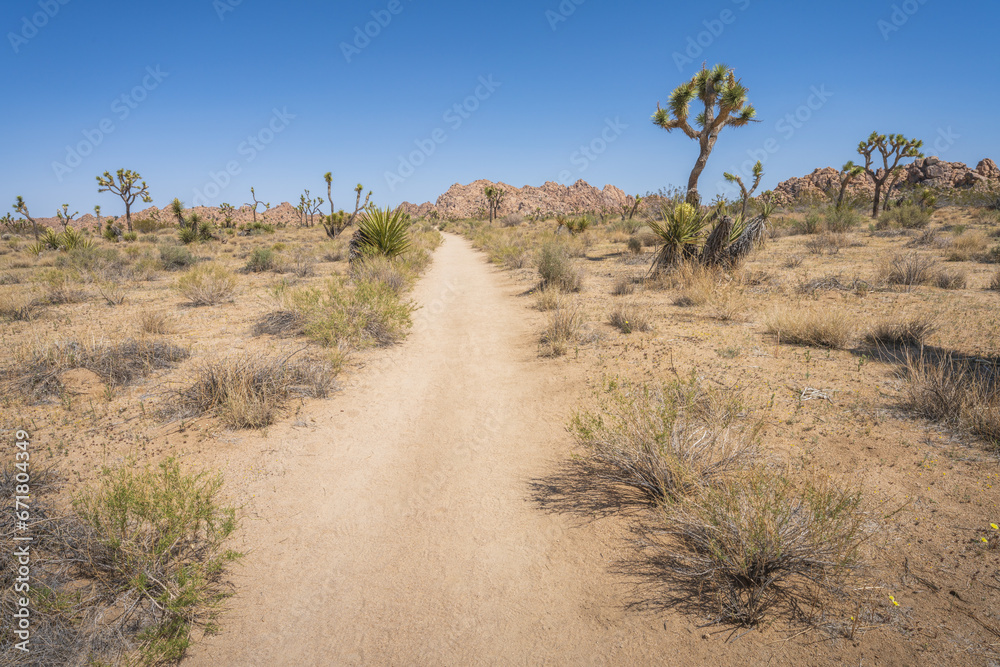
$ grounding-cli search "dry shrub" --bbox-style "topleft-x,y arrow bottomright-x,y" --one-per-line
540,305 -> 582,357
137,308 -> 175,335
945,230 -> 987,261
707,284 -> 747,322
0,289 -> 40,321
934,268 -> 967,289
609,301 -> 652,333
657,471 -> 867,626
669,262 -> 717,307
880,252 -> 936,288
612,275 -> 636,296
3,339 -> 190,400
252,310 -> 305,337
765,305 -> 853,349
350,255 -> 407,295
533,285 -> 563,311
0,460 -> 239,666
175,264 -> 237,306
784,254 -> 804,269
538,242 -> 583,292
805,232 -> 846,255
626,236 -> 643,254
864,314 -> 935,347
571,376 -> 760,503
903,353 -> 999,448
178,352 -> 336,428
991,267 -> 1000,291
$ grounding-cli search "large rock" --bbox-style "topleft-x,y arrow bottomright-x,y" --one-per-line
398,179 -> 631,219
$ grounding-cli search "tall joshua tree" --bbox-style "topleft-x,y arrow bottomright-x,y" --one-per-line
484,184 -> 506,222
857,132 -> 923,217
653,63 -> 758,206
96,169 -> 152,233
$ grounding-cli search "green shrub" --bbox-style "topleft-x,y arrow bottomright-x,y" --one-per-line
877,203 -> 932,229
626,236 -> 643,254
538,242 -> 582,292
824,207 -> 862,233
159,245 -> 196,271
244,247 -> 278,273
122,231 -> 138,242
791,210 -> 822,235
289,276 -> 413,349
178,226 -> 198,244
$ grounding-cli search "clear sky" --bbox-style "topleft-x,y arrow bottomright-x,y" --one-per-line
2,0 -> 998,217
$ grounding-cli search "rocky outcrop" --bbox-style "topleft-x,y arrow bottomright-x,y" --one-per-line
774,156 -> 1000,205
398,179 -> 631,219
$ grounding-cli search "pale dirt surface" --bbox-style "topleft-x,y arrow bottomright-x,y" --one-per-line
183,234 -> 664,666
182,234 -> 929,667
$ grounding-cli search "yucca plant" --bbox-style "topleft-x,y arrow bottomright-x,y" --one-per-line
178,226 -> 198,244
40,227 -> 61,249
649,202 -> 707,271
348,205 -> 411,263
59,227 -> 93,251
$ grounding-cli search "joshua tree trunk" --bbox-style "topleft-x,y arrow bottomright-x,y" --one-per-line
686,137 -> 715,205
871,181 -> 883,218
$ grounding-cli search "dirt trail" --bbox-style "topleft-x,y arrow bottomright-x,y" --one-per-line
184,234 -> 680,666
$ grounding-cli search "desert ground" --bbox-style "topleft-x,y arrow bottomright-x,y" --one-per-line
1,191 -> 999,666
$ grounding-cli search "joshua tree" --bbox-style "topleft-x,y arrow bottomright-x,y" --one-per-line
245,187 -> 269,224
96,169 -> 152,233
93,205 -> 102,233
620,195 -> 643,221
55,204 -> 78,232
170,198 -> 187,228
325,172 -> 334,219
219,202 -> 236,228
13,196 -> 39,240
653,63 -> 758,206
298,190 -> 324,227
834,161 -> 866,210
484,184 -> 506,222
723,160 -> 764,221
857,132 -> 924,217
323,183 -> 371,239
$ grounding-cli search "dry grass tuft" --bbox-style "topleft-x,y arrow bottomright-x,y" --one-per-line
0,289 -> 41,321
880,252 -> 936,288
656,472 -> 868,626
252,310 -> 306,337
175,264 -> 237,306
533,285 -> 563,311
137,308 -> 175,335
934,268 -> 967,290
3,339 -> 190,400
902,353 -> 999,449
945,230 -> 988,261
765,305 -> 853,349
864,314 -> 935,347
609,301 -> 652,334
177,351 -> 336,429
540,305 -> 582,357
989,266 -> 1000,291
538,242 -> 583,292
612,275 -> 636,296
571,376 -> 760,503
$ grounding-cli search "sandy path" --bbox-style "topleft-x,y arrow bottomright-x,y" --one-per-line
183,234 -> 671,666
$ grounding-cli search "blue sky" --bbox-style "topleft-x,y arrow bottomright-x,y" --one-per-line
2,0 -> 998,217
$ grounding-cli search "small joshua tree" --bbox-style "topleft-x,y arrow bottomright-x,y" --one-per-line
653,63 -> 758,206
96,169 -> 152,233
13,196 -> 39,240
484,184 -> 506,222
323,183 -> 371,239
620,195 -> 643,221
93,205 -> 103,233
219,203 -> 236,228
724,160 -> 763,221
245,187 -> 269,224
56,204 -> 78,232
834,161 -> 865,210
857,132 -> 924,217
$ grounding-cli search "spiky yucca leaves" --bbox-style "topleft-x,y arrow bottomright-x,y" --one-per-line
649,202 -> 707,271
724,215 -> 768,267
349,205 -> 412,263
700,215 -> 734,267
653,63 -> 758,205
